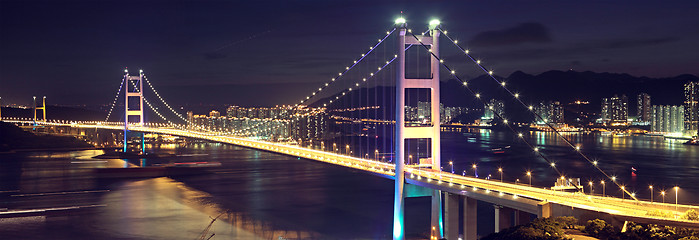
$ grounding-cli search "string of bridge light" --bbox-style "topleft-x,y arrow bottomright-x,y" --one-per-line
329,106 -> 381,113
296,27 -> 396,106
434,27 -> 637,200
323,44 -> 413,108
126,77 -> 175,126
406,29 -> 571,183
141,72 -> 209,131
104,73 -> 127,122
118,71 -> 276,135
142,74 -> 188,123
438,28 -> 638,200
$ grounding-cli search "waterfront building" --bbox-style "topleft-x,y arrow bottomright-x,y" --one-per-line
685,81 -> 699,135
407,102 -> 467,124
652,105 -> 684,134
226,106 -> 239,118
190,105 -> 326,141
405,105 -> 418,122
637,93 -> 651,122
417,101 -> 431,124
483,99 -> 505,121
601,94 -> 628,123
534,101 -> 564,124
600,98 -> 610,120
440,103 -> 468,124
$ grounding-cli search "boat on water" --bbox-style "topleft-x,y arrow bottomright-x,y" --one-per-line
490,145 -> 510,154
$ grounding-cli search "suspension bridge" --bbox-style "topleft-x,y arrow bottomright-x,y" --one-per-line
4,18 -> 698,240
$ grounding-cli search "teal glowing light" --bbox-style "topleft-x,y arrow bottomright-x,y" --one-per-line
393,218 -> 403,239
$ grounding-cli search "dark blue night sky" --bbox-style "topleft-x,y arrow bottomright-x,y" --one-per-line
2,0 -> 698,106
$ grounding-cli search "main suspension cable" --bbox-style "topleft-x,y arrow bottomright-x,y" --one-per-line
105,74 -> 126,122
435,28 -> 636,200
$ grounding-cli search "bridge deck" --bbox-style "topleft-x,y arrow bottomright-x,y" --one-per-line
11,120 -> 699,227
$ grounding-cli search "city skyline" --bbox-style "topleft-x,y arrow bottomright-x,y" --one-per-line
1,3 -> 699,238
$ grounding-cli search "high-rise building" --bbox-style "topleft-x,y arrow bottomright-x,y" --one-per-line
534,101 -> 564,124
600,98 -> 610,120
405,105 -> 418,122
483,99 -> 505,120
652,105 -> 685,133
417,101 -> 431,123
226,106 -> 239,118
685,81 -> 699,135
187,111 -> 193,126
408,102 -> 466,124
601,95 -> 628,122
611,94 -> 628,122
637,93 -> 651,122
440,103 -> 468,124
209,110 -> 220,118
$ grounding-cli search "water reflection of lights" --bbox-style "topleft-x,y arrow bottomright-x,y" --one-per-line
104,178 -> 321,239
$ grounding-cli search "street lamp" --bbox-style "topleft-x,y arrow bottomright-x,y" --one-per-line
333,143 -> 337,153
498,168 -> 503,182
472,164 -> 477,178
649,185 -> 653,203
409,155 -> 413,165
675,186 -> 679,210
621,186 -> 625,200
526,171 -> 532,187
345,145 -> 350,155
661,190 -> 666,203
449,161 -> 454,173
601,181 -> 606,197
375,149 -> 379,161
589,181 -> 594,195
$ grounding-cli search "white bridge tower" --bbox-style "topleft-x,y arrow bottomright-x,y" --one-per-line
393,19 -> 443,240
123,69 -> 145,153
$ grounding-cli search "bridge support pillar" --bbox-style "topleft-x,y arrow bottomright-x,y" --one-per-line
537,201 -> 552,218
444,193 -> 459,240
431,190 -> 443,239
392,22 -> 407,240
514,210 -> 532,226
463,196 -> 477,240
494,205 -> 513,232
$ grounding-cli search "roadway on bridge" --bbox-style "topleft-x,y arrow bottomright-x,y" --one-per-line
11,120 -> 699,227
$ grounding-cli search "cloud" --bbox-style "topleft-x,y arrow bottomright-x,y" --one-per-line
468,22 -> 552,47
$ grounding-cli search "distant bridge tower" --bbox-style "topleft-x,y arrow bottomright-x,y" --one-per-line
393,19 -> 442,240
123,69 -> 145,153
33,96 -> 46,122
124,69 -> 145,126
